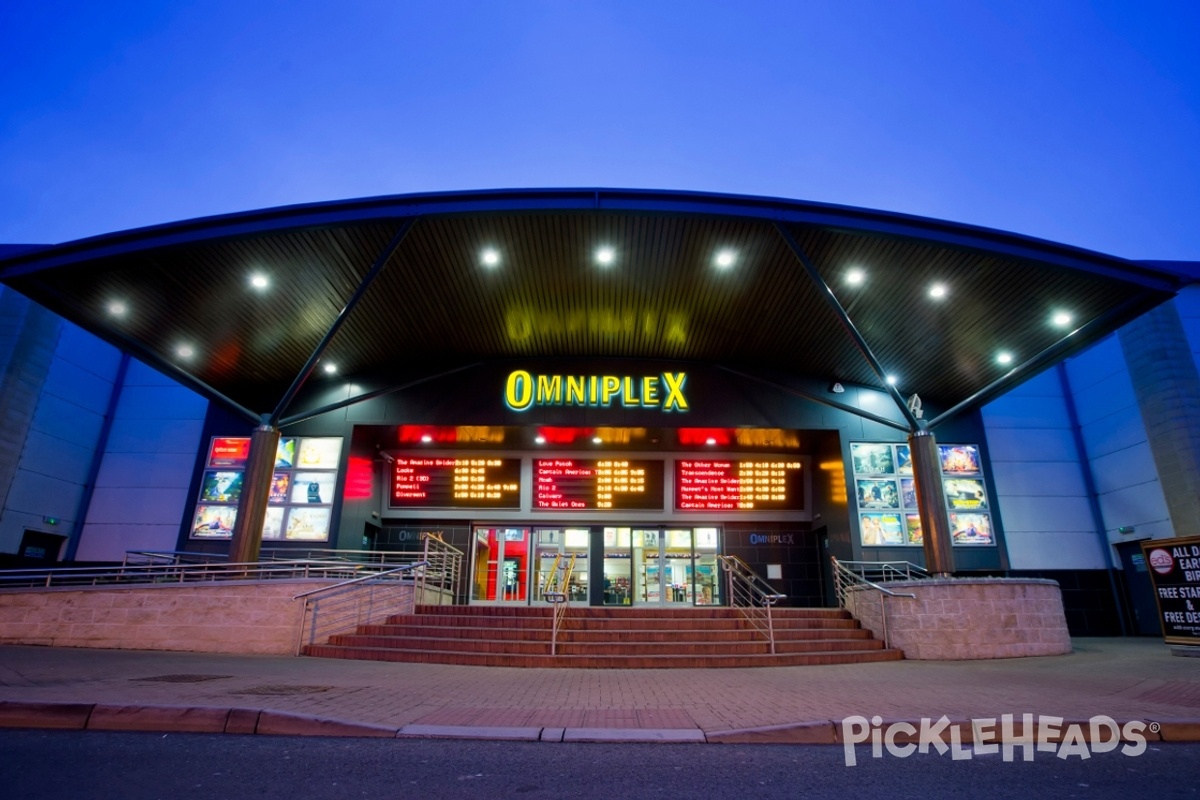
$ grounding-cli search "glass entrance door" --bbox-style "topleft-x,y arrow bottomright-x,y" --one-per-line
471,526 -> 530,603
532,527 -> 589,603
634,528 -> 695,605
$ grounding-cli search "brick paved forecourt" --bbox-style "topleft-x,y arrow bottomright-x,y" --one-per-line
1,639 -> 1198,743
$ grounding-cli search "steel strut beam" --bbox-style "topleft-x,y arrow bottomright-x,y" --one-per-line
773,222 -> 921,431
269,216 -> 417,427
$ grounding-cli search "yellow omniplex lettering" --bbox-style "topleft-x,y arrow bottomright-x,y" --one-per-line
566,376 -> 586,405
536,374 -> 563,405
505,370 -> 534,411
622,377 -> 640,407
662,372 -> 689,411
601,376 -> 621,405
642,376 -> 660,406
589,376 -> 598,404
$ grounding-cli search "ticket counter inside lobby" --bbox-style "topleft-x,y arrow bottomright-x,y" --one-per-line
470,524 -> 721,607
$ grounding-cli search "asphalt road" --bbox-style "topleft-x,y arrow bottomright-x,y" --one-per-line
2,732 -> 1198,800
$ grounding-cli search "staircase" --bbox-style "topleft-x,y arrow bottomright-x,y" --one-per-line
302,605 -> 903,668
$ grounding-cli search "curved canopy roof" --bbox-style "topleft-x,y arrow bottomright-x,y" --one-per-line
0,188 -> 1183,430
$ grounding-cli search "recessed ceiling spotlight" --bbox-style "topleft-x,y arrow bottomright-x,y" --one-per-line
1052,311 -> 1073,328
420,434 -> 433,443
481,248 -> 500,267
249,273 -> 269,290
591,436 -> 603,444
714,249 -> 736,269
886,375 -> 898,386
323,362 -> 337,374
535,435 -> 546,445
997,351 -> 1014,365
176,344 -> 195,359
846,268 -> 865,286
107,300 -> 127,317
595,246 -> 615,266
929,283 -> 947,299
705,437 -> 717,445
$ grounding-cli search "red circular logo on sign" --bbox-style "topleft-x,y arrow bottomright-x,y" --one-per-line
1148,548 -> 1174,575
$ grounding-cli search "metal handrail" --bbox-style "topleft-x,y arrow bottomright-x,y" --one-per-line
541,553 -> 577,657
261,547 -> 417,565
831,556 -> 917,648
834,559 -> 929,583
716,554 -> 785,654
123,550 -> 229,566
293,561 -> 429,654
0,559 -> 383,590
418,532 -> 463,605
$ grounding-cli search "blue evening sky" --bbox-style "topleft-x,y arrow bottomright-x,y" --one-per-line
1,1 -> 1197,260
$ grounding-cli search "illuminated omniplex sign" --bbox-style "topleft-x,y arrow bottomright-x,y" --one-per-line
504,370 -> 689,412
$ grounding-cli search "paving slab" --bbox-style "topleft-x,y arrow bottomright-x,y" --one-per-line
0,639 -> 1197,743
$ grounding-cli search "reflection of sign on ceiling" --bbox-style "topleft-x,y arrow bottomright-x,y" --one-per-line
505,370 -> 689,412
505,307 -> 687,344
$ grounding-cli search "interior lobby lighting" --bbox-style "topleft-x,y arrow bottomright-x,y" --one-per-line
481,248 -> 500,267
714,249 -> 736,269
1052,311 -> 1073,328
323,362 -> 337,374
846,268 -> 865,285
176,344 -> 195,359
107,300 -> 127,317
997,351 -> 1014,365
535,435 -> 546,445
705,437 -> 717,445
595,246 -> 616,266
591,436 -> 603,444
929,283 -> 947,299
420,434 -> 433,443
249,273 -> 269,290
886,375 -> 898,386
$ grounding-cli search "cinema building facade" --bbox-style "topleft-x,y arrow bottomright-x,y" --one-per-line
0,189 -> 1196,637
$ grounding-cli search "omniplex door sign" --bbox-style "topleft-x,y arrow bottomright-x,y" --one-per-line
504,370 -> 689,412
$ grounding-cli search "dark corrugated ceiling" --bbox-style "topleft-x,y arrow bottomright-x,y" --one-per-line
0,189 -> 1180,423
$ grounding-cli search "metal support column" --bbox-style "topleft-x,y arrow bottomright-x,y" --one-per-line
227,420 -> 281,564
910,428 -> 955,576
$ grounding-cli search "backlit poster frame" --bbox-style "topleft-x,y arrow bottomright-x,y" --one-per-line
190,436 -> 343,543
851,441 -> 995,547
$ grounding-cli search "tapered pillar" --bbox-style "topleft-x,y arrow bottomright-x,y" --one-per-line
228,422 -> 280,564
909,428 -> 955,576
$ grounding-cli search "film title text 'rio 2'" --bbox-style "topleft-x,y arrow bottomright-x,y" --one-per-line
504,370 -> 689,412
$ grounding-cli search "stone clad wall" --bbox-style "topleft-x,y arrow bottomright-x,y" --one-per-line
0,581 -> 341,655
843,578 -> 1071,660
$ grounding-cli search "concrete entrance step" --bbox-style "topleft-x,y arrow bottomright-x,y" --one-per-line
301,604 -> 901,668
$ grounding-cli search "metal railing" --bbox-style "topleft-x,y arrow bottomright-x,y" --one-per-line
0,559 -> 384,590
417,532 -> 463,605
260,547 -> 417,565
831,557 -> 918,648
293,562 -> 428,654
833,559 -> 928,585
541,553 -> 577,656
123,550 -> 229,567
717,554 -> 786,654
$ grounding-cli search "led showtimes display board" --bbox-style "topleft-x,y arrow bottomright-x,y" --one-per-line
675,459 -> 805,511
533,459 -> 664,511
390,457 -> 521,509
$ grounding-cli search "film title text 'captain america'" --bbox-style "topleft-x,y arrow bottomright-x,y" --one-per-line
504,370 -> 689,412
